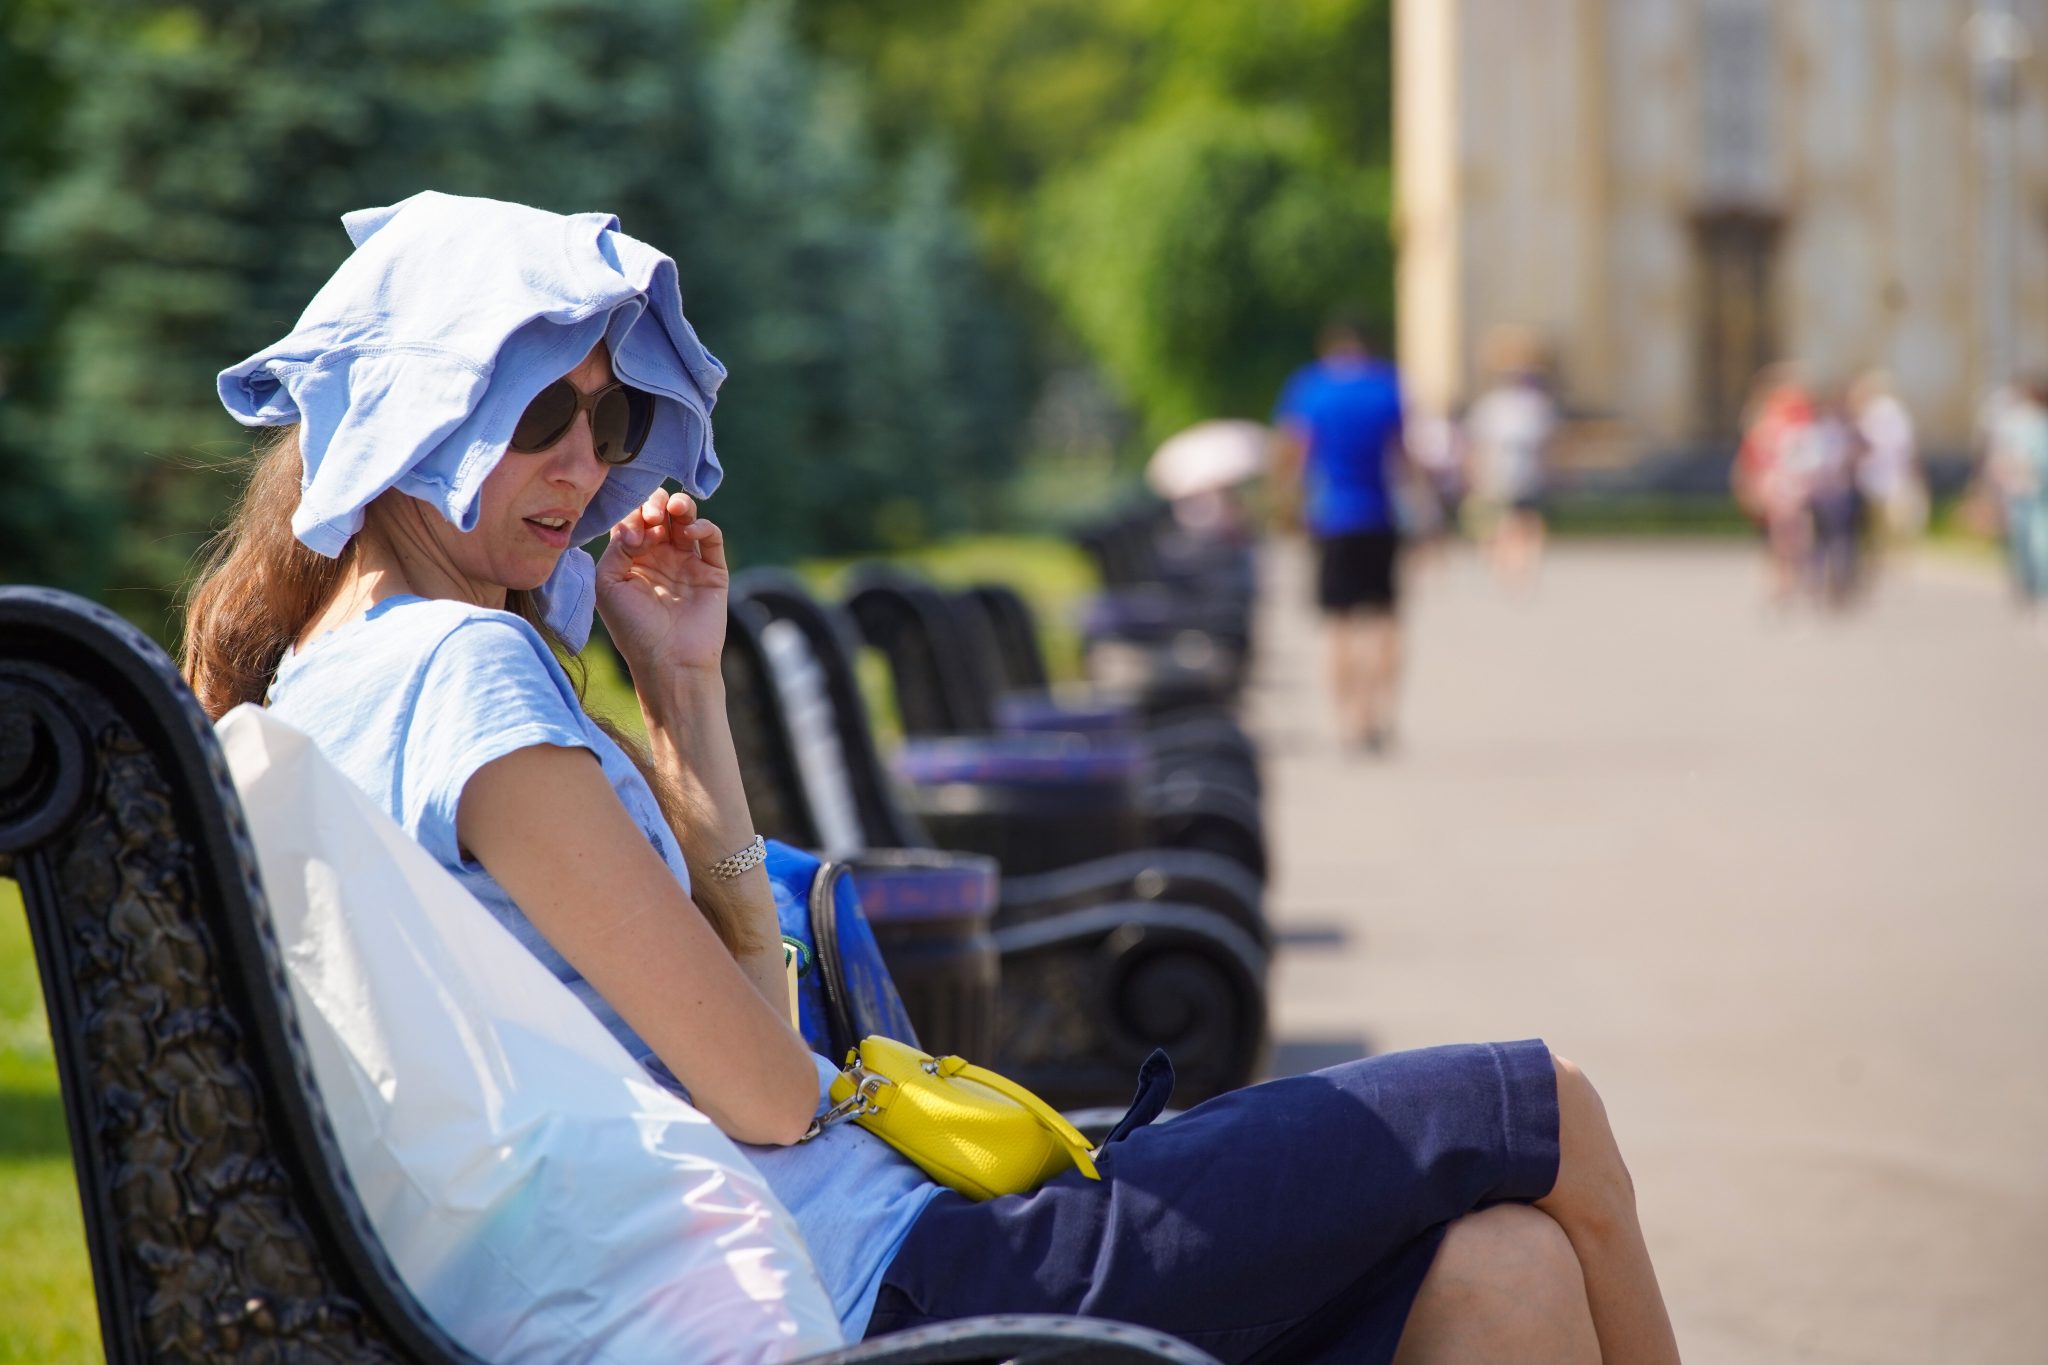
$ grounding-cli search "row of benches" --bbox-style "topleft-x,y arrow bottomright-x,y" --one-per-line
718,569 -> 1269,1111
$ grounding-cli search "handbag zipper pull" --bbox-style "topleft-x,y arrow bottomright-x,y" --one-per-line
797,1066 -> 891,1142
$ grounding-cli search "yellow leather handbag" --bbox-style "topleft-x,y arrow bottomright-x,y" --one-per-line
803,1035 -> 1100,1201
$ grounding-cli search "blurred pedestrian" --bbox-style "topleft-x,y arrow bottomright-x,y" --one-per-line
1273,319 -> 1409,754
1403,410 -> 1456,529
1978,375 -> 2048,615
1464,359 -> 1558,592
1734,366 -> 1815,607
1395,406 -> 1465,572
1796,387 -> 1864,608
1849,371 -> 1926,553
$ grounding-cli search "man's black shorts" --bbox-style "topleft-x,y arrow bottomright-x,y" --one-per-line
1316,529 -> 1401,613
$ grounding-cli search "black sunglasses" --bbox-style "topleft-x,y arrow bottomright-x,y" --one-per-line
510,378 -> 655,466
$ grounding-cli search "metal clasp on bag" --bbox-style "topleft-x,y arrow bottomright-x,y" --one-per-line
797,1060 -> 891,1142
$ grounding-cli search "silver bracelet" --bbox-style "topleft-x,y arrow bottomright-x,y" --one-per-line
705,833 -> 767,881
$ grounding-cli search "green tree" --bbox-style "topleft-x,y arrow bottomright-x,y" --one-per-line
6,0 -> 504,619
3,0 -> 1019,617
1034,102 -> 1388,437
0,0 -> 93,589
506,0 -> 1027,562
794,0 -> 1395,446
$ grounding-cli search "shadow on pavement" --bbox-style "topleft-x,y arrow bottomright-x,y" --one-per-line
1273,922 -> 1350,949
1265,1035 -> 1373,1077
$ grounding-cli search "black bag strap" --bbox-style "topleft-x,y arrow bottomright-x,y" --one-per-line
808,861 -> 859,1059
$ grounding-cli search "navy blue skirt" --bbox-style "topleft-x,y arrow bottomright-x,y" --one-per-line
866,1039 -> 1559,1364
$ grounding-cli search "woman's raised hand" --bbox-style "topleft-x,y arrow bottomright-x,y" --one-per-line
595,488 -> 728,678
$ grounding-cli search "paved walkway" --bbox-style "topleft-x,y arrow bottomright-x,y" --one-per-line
1246,540 -> 2048,1365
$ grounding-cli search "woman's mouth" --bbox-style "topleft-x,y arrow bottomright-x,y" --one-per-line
523,515 -> 574,549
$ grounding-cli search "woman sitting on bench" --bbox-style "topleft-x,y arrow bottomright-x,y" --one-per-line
181,193 -> 1677,1365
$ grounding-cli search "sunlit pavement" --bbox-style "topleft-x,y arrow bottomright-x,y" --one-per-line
1247,538 -> 2048,1365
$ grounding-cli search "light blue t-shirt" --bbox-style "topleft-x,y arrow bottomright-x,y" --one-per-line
267,594 -> 939,1337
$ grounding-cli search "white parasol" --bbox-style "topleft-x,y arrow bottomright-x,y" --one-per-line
1144,419 -> 1271,500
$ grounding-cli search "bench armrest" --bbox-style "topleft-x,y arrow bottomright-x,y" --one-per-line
810,1313 -> 1220,1364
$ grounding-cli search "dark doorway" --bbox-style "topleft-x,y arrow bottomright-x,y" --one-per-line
1692,209 -> 1782,442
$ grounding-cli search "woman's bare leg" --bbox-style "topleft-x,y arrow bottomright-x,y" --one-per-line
1534,1054 -> 1682,1364
1394,1204 -> 1599,1364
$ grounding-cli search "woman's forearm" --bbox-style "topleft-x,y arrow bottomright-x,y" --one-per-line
636,669 -> 789,1007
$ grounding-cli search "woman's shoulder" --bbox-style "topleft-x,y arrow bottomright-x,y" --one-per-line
392,596 -> 549,649
281,596 -> 568,701
347,595 -> 548,655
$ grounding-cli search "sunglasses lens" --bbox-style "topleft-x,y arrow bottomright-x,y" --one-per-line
592,388 -> 632,465
624,388 -> 655,459
512,380 -> 577,452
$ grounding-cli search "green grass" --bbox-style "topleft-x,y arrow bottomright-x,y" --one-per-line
0,877 -> 101,1365
1919,495 -> 2010,568
576,629 -> 651,744
1541,491 -> 2028,552
1545,494 -> 1755,538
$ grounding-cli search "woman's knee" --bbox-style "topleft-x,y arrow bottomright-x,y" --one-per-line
1433,1204 -> 1584,1300
1396,1205 -> 1597,1364
1542,1052 -> 1638,1229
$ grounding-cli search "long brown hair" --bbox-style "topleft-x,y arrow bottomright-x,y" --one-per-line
183,427 -> 350,718
182,429 -> 762,954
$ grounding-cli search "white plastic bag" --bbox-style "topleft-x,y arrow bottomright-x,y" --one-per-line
218,705 -> 844,1364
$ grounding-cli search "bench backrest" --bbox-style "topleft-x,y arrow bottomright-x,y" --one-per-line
960,584 -> 1052,692
841,566 -> 1003,736
756,617 -> 869,858
730,570 -> 928,852
722,597 -> 827,849
0,586 -> 484,1364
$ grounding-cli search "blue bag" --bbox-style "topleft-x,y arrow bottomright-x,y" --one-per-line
764,839 -> 920,1059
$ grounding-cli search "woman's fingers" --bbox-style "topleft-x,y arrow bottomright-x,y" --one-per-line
607,488 -> 721,568
611,496 -> 654,549
656,491 -> 722,563
682,515 -> 726,571
642,488 -> 671,543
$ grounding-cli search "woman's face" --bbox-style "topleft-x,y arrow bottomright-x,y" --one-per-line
418,344 -> 620,595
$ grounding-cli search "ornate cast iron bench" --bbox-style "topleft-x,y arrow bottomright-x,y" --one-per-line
0,585 -> 1215,1365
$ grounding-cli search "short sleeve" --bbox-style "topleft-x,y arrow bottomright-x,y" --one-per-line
401,617 -> 592,866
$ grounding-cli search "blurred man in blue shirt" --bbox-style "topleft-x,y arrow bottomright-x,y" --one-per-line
1273,320 -> 1409,754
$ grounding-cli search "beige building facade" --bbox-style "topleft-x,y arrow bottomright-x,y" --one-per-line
1396,0 -> 2048,467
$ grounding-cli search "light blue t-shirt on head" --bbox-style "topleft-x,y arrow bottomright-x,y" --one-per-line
266,594 -> 939,1338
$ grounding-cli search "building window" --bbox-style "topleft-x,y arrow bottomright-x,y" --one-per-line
1699,0 -> 1777,207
